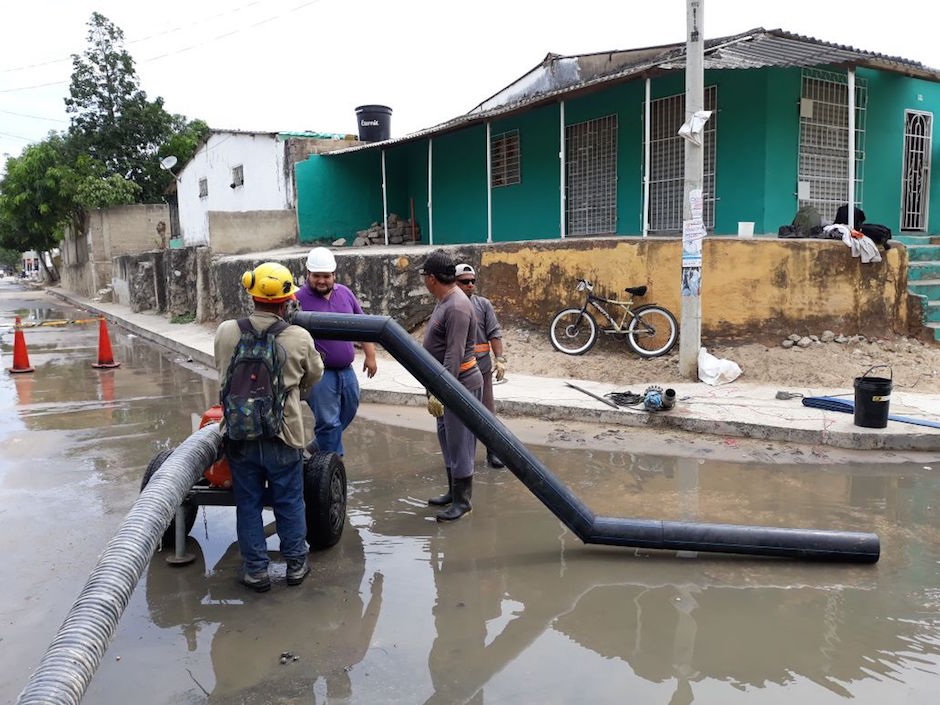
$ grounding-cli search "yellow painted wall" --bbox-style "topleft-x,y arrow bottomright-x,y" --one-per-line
480,237 -> 909,341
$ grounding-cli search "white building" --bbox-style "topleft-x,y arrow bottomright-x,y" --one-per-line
175,129 -> 358,254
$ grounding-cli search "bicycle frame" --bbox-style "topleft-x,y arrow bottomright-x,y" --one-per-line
579,292 -> 638,335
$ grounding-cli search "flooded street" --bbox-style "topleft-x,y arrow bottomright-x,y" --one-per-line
2,281 -> 940,704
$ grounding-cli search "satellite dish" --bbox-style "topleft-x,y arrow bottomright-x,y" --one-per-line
159,155 -> 178,171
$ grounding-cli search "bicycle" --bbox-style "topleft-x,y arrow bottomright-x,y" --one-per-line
549,279 -> 678,357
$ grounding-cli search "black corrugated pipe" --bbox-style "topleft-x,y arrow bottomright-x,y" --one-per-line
290,311 -> 880,563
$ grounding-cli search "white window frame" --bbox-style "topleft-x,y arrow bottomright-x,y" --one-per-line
900,109 -> 932,232
490,130 -> 520,187
231,164 -> 244,189
565,114 -> 618,236
647,85 -> 718,233
798,68 -> 867,221
198,177 -> 208,199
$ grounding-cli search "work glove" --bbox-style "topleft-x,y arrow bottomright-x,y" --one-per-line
427,394 -> 445,418
494,355 -> 507,382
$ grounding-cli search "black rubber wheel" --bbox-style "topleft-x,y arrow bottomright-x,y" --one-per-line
140,448 -> 198,548
304,451 -> 347,550
549,308 -> 598,355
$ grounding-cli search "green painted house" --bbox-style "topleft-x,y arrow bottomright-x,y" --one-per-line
296,28 -> 940,245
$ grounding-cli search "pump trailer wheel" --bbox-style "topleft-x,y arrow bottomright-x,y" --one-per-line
140,449 -> 199,547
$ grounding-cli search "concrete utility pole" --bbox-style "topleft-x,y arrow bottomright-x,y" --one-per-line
678,0 -> 705,379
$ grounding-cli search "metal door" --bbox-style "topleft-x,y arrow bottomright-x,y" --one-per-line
901,110 -> 932,231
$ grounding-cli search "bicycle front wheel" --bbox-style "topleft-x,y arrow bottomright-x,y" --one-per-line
549,308 -> 598,355
627,305 -> 678,358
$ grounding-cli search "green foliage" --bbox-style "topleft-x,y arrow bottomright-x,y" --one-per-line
170,312 -> 196,324
0,247 -> 20,270
0,12 -> 207,260
0,136 -> 73,254
65,13 -> 207,202
0,133 -> 141,257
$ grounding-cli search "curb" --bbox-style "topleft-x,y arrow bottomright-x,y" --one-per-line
46,288 -> 940,452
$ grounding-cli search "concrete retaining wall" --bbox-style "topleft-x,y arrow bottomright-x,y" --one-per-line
101,238 -> 913,341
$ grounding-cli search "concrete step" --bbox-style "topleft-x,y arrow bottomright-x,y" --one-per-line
907,279 -> 940,299
896,233 -> 940,244
896,234 -> 932,246
925,321 -> 940,341
907,261 -> 940,280
925,300 -> 940,323
906,245 -> 940,261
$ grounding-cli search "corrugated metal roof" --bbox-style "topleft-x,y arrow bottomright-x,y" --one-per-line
325,28 -> 940,157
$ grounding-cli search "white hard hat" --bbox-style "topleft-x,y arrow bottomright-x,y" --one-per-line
306,247 -> 337,273
455,263 -> 475,277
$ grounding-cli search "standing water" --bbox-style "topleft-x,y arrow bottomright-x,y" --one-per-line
1,284 -> 938,704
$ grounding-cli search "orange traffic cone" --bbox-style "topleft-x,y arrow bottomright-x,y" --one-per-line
7,316 -> 34,374
92,316 -> 121,369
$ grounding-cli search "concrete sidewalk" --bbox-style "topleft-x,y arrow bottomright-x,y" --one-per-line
45,287 -> 940,451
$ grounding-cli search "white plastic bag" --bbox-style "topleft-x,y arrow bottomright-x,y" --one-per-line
698,347 -> 742,386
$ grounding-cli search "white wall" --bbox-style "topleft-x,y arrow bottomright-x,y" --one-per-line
177,132 -> 291,247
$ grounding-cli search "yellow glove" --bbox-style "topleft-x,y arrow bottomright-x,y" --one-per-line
494,356 -> 507,382
427,394 -> 445,418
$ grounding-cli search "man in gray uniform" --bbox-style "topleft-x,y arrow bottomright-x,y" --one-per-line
455,263 -> 507,468
419,250 -> 484,522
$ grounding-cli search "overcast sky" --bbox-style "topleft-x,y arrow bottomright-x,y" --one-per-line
2,0 -> 939,166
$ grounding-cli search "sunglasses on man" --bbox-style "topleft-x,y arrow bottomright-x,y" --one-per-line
457,278 -> 476,285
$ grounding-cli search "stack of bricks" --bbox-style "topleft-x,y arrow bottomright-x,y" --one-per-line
352,213 -> 421,246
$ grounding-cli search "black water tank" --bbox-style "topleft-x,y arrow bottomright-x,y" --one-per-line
355,105 -> 392,142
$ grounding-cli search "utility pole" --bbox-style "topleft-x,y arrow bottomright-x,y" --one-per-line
678,0 -> 705,379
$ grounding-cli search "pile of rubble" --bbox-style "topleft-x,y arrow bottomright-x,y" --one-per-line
781,331 -> 863,348
352,213 -> 421,247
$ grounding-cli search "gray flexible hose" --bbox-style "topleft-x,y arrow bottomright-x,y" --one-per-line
17,424 -> 222,705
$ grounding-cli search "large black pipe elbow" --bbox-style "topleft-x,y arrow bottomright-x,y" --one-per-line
289,311 -> 880,563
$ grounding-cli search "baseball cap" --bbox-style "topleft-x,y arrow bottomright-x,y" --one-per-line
455,263 -> 475,278
418,250 -> 456,277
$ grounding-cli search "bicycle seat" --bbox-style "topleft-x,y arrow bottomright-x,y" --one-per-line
624,286 -> 647,296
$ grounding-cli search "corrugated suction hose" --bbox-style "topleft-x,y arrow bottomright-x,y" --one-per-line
16,424 -> 221,705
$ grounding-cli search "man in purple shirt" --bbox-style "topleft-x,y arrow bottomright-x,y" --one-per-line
295,247 -> 377,456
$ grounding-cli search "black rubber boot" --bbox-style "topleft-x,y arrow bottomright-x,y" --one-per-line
486,450 -> 505,468
428,468 -> 453,506
436,476 -> 472,522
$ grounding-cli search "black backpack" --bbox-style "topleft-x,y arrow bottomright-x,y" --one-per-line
220,318 -> 288,441
834,204 -> 866,227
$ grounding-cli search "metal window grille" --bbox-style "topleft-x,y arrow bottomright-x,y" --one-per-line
901,110 -> 932,231
491,130 -> 520,187
198,178 -> 208,198
231,164 -> 244,188
647,85 -> 717,233
566,114 -> 617,235
798,68 -> 867,221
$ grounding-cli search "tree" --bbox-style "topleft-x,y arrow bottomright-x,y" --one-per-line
0,247 -> 20,272
65,13 -> 204,202
0,133 -> 140,281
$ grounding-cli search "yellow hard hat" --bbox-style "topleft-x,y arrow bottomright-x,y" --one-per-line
241,262 -> 298,303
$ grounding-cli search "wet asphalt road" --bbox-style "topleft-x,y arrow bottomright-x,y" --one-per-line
2,280 -> 939,705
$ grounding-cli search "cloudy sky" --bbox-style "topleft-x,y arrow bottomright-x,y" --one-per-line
2,0 -> 939,165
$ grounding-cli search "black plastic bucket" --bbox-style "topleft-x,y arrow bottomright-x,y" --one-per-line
853,365 -> 892,428
354,105 -> 392,142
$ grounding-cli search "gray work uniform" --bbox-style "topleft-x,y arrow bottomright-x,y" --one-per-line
423,288 -> 484,480
469,293 -> 501,413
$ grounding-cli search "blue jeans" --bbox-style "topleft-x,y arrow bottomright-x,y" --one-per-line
306,366 -> 360,456
226,438 -> 307,574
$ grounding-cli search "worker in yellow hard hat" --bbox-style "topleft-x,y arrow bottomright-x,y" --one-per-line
213,262 -> 323,592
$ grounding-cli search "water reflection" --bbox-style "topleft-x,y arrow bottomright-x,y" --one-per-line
139,417 -> 940,705
146,522 -> 383,704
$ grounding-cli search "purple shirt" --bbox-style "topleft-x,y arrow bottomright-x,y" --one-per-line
295,282 -> 364,369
